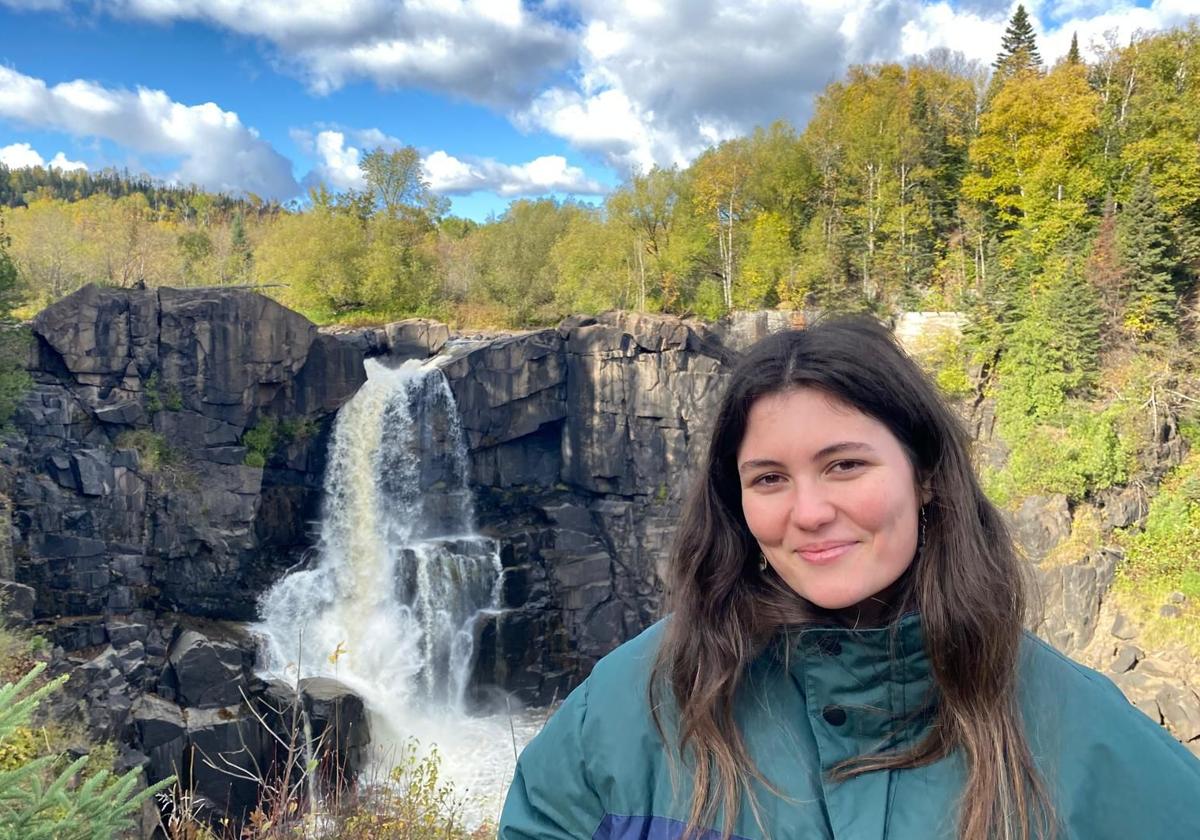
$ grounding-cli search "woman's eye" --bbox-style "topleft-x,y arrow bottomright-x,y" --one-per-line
751,473 -> 785,487
828,460 -> 865,475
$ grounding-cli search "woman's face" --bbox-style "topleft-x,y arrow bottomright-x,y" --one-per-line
736,387 -> 924,619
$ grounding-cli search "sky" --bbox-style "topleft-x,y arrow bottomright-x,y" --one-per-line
0,0 -> 1194,221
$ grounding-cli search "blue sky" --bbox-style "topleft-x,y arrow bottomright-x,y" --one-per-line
0,0 -> 1185,220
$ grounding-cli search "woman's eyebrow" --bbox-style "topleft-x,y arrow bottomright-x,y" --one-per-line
737,442 -> 876,474
812,441 -> 876,460
738,458 -> 784,474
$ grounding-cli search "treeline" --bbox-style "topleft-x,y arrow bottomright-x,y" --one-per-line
0,164 -> 280,219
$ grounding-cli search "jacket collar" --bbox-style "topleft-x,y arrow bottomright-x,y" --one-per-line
773,613 -> 936,747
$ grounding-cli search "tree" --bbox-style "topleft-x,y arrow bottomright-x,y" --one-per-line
692,138 -> 754,311
253,205 -> 368,318
550,211 -> 629,315
0,663 -> 173,837
360,146 -> 449,220
1066,32 -> 1082,65
1119,169 -> 1178,339
994,5 -> 1043,78
964,63 -> 1103,257
1085,197 -> 1127,336
0,212 -> 30,426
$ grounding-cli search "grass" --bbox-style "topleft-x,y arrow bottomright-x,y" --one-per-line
115,428 -> 177,473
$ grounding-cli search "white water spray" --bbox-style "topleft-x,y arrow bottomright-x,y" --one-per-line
255,357 -> 534,819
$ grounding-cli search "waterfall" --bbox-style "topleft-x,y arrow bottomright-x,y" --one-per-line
254,358 -> 521,808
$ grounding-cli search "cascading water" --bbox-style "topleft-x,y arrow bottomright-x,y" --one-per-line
254,356 -> 535,821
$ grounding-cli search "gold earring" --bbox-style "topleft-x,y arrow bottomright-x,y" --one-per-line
758,553 -> 769,573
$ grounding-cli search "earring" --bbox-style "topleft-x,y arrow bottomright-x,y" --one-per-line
758,553 -> 769,573
918,505 -> 928,551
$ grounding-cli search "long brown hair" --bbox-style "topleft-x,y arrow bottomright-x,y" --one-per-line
650,317 -> 1052,840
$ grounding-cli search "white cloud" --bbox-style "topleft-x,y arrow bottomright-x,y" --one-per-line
301,130 -> 606,198
0,141 -> 88,171
69,0 -> 576,104
305,130 -> 368,191
0,66 -> 298,198
515,0 -> 884,173
902,1 -> 1198,67
423,151 -> 608,196
7,0 -> 1196,183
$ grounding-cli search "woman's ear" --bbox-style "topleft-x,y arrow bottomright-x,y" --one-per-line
919,482 -> 934,506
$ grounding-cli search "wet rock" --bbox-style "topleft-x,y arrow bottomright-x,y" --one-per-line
384,318 -> 451,360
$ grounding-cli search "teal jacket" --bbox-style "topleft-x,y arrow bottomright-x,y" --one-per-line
500,616 -> 1200,839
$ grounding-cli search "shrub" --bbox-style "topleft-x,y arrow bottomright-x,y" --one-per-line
0,663 -> 174,838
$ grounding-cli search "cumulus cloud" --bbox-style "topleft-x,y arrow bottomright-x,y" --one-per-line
28,0 -> 577,105
515,0 -> 887,173
0,141 -> 88,171
423,151 -> 607,197
296,129 -> 368,192
0,66 -> 298,198
301,129 -> 606,198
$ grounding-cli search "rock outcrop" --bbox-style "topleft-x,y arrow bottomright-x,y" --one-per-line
3,285 -> 365,820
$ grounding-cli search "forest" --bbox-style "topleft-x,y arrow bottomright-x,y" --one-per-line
1,10 -> 1199,649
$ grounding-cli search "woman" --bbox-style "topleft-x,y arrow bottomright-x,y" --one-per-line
499,317 -> 1200,839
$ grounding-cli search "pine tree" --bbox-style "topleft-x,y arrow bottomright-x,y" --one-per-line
994,5 -> 1043,76
1066,32 -> 1082,65
0,663 -> 174,837
1120,169 -> 1178,339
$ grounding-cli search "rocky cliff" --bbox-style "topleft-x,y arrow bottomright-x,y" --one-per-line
1,284 -> 367,825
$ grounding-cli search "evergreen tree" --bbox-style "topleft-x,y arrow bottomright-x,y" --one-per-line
993,5 -> 1043,77
0,214 -> 30,427
1066,32 -> 1082,65
1120,169 -> 1178,339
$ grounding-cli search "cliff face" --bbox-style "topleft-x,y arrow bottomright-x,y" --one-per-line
0,285 -> 368,823
12,284 -> 364,624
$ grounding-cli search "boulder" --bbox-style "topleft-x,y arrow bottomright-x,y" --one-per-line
165,630 -> 247,708
0,581 -> 35,623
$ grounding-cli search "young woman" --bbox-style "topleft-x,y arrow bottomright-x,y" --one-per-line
499,318 -> 1200,840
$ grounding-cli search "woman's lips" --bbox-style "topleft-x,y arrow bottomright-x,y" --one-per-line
795,541 -> 856,564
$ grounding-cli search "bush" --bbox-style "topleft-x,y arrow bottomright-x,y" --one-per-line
0,663 -> 174,838
984,404 -> 1131,506
1113,451 -> 1200,655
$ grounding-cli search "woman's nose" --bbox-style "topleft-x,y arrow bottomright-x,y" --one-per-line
789,486 -> 836,530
